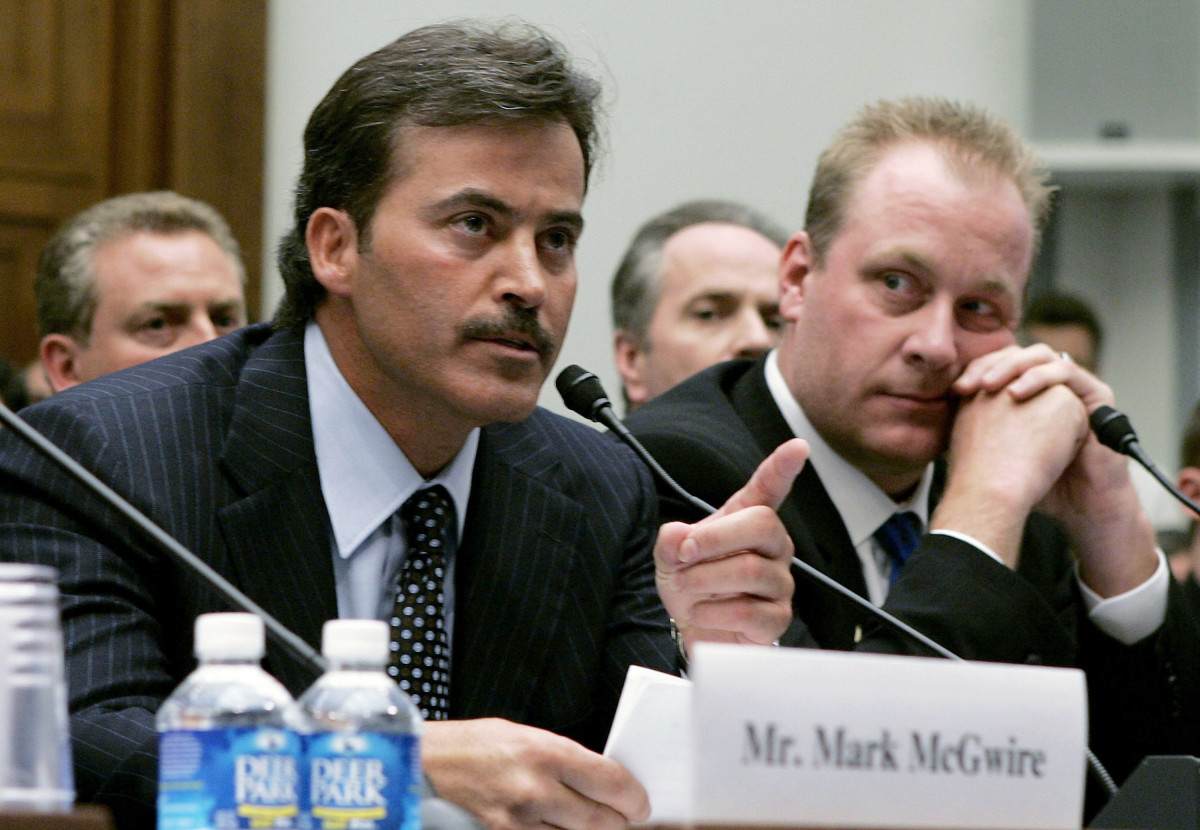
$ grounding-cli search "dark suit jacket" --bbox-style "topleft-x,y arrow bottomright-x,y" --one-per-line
0,324 -> 674,830
625,357 -> 1200,790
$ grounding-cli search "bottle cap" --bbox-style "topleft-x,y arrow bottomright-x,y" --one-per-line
322,619 -> 389,664
194,612 -> 265,660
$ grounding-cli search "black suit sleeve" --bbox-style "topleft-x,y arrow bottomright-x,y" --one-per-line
0,401 -> 182,830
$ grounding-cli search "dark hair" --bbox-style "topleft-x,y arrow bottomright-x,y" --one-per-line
805,97 -> 1055,267
610,199 -> 789,343
274,19 -> 602,328
0,358 -> 30,411
36,191 -> 243,341
1021,291 -> 1103,356
1181,400 -> 1200,471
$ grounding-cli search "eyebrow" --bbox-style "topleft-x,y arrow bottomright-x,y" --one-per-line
131,298 -> 245,316
428,189 -> 584,235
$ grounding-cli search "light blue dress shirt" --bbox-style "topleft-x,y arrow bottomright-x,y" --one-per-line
305,322 -> 478,643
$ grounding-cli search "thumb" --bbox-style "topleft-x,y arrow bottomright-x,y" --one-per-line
713,438 -> 808,517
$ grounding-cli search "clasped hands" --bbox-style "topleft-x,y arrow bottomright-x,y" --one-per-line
936,343 -> 1157,596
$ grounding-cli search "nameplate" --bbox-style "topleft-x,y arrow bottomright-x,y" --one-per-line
690,644 -> 1086,829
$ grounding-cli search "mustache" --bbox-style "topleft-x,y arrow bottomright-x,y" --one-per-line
459,307 -> 556,359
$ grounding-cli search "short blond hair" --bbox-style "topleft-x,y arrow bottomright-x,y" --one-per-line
805,97 -> 1055,266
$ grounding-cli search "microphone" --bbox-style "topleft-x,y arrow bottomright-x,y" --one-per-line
557,366 -> 717,516
557,364 -> 1120,799
1090,405 -> 1138,456
0,399 -> 325,678
1089,405 -> 1200,517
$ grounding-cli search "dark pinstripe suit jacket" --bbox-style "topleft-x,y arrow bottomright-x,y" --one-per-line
0,323 -> 674,830
625,357 -> 1200,791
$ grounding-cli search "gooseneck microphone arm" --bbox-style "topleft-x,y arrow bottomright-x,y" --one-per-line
557,364 -> 1119,799
1090,404 -> 1200,516
0,400 -> 326,678
557,366 -> 718,516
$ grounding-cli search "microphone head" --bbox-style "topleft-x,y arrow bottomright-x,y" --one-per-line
1090,405 -> 1137,455
555,365 -> 612,422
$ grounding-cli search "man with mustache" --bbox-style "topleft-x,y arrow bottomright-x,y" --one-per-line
625,97 -> 1200,801
0,21 -> 800,830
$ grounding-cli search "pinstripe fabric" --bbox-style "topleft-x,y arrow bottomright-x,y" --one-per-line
0,323 -> 674,830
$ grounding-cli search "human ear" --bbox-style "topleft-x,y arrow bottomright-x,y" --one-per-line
1177,467 -> 1200,521
613,330 -> 650,412
305,208 -> 361,298
778,231 -> 815,322
39,335 -> 84,392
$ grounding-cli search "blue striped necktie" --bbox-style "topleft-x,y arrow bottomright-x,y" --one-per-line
874,511 -> 922,587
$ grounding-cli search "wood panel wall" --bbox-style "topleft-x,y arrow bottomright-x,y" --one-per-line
0,0 -> 265,366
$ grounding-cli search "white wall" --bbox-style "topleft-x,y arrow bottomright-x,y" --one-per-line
263,0 -> 1031,419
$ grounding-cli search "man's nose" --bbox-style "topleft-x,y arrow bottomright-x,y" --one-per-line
731,309 -> 778,359
495,236 -> 547,309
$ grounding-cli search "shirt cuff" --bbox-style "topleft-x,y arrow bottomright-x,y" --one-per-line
928,529 -> 1005,564
1076,550 -> 1169,645
930,531 -> 1169,646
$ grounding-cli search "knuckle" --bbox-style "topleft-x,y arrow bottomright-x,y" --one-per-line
506,773 -> 553,821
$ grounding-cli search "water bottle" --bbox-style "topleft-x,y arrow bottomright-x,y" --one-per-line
0,563 -> 74,811
157,612 -> 301,829
298,619 -> 422,830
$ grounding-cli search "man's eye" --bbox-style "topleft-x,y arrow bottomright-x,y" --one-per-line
881,272 -> 913,292
958,299 -> 1006,332
143,318 -> 167,331
541,228 -> 576,253
458,214 -> 487,234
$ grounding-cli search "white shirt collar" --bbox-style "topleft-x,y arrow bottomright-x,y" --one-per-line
305,321 -> 478,558
763,349 -> 932,543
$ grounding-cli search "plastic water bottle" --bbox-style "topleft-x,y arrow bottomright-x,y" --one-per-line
157,612 -> 301,829
298,619 -> 422,830
0,563 -> 74,812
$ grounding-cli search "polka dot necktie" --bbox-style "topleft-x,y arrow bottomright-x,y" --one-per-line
874,511 -> 923,588
389,484 -> 455,720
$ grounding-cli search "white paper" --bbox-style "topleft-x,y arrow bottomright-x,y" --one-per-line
603,665 -> 692,823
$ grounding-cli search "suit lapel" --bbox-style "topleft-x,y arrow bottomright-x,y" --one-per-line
730,362 -> 872,647
214,326 -> 337,692
450,421 -> 577,722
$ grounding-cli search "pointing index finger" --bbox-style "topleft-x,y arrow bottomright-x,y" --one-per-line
713,438 -> 809,517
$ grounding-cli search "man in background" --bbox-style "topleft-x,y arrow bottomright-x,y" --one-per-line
1020,289 -> 1103,373
626,96 -> 1200,795
1020,290 -> 1181,534
36,190 -> 247,391
1169,400 -> 1200,601
0,22 -> 799,830
611,199 -> 788,412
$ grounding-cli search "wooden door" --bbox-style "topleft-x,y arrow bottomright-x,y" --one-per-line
0,0 -> 265,367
